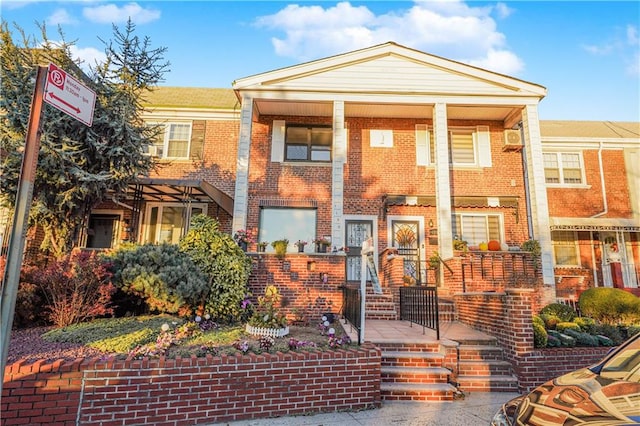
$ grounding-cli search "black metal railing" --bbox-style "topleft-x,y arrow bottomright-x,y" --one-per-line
341,285 -> 362,344
399,286 -> 439,339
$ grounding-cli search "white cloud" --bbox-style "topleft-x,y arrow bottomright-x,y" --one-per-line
82,2 -> 160,25
583,24 -> 639,76
627,25 -> 639,46
69,45 -> 107,72
254,0 -> 524,75
494,2 -> 513,19
47,9 -> 77,26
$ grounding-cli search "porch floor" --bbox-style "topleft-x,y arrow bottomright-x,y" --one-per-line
343,319 -> 493,345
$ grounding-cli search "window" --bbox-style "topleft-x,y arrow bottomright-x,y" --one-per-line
543,152 -> 583,185
452,214 -> 502,246
86,213 -> 121,249
145,122 -> 192,159
143,203 -> 206,244
450,129 -> 476,165
259,208 -> 317,253
285,125 -> 332,162
552,230 -> 579,266
416,126 -> 491,167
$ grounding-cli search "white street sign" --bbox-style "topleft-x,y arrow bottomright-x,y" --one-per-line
43,63 -> 96,127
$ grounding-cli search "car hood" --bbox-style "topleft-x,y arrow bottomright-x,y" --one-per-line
514,367 -> 640,425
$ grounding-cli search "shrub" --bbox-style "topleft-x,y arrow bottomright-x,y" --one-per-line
579,288 -> 640,325
628,325 -> 640,338
248,285 -> 288,329
562,329 -> 599,347
574,316 -> 596,332
532,315 -> 545,329
107,242 -> 209,316
596,335 -> 615,346
539,313 -> 561,330
546,334 -> 561,347
179,215 -> 252,323
590,323 -> 625,345
556,322 -> 581,333
540,303 -> 577,322
26,249 -> 115,327
548,330 -> 576,347
533,321 -> 548,348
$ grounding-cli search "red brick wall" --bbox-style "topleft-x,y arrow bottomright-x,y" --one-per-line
547,150 -> 633,218
3,346 -> 381,426
454,289 -> 613,392
247,253 -> 346,321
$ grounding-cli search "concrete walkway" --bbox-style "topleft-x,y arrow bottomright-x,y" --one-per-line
208,391 -> 520,425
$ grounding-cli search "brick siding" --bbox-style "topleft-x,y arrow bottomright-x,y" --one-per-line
2,346 -> 381,426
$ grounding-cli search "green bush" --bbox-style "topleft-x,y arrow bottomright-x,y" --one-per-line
547,334 -> 561,347
574,316 -> 596,332
539,313 -> 561,330
540,303 -> 577,322
628,325 -> 640,338
589,323 -> 625,345
579,288 -> 640,326
533,321 -> 548,348
563,329 -> 599,347
556,322 -> 581,333
107,243 -> 209,316
547,330 -> 576,347
179,215 -> 252,323
533,315 -> 545,329
596,335 -> 615,346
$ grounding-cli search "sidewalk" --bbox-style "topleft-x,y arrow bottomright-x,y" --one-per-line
208,391 -> 520,426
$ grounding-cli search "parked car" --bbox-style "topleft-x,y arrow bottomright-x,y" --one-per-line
491,332 -> 640,425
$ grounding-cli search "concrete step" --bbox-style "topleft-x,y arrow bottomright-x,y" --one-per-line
456,374 -> 519,392
380,382 -> 458,401
381,351 -> 445,368
458,360 -> 513,376
458,344 -> 505,361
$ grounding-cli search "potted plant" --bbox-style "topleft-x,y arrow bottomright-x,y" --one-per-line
233,229 -> 254,251
313,237 -> 331,253
256,241 -> 268,252
271,238 -> 289,259
294,240 -> 308,253
246,285 -> 289,338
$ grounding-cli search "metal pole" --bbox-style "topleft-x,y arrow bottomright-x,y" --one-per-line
0,66 -> 46,392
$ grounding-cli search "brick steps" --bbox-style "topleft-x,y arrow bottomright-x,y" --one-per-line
381,382 -> 457,401
454,341 -> 518,393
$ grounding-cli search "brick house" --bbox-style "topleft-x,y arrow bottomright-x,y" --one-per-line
18,42 -> 638,313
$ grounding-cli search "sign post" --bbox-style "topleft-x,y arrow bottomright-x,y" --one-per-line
0,64 -> 96,393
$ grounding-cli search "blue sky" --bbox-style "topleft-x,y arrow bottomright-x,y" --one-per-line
2,1 -> 639,121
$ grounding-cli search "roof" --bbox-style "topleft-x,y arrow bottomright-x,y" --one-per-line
539,121 -> 640,139
141,87 -> 239,110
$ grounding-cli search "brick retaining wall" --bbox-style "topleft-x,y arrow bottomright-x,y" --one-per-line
3,345 -> 381,426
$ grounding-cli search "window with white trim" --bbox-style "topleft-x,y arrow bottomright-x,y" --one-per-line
551,230 -> 579,266
145,122 -> 192,159
284,124 -> 332,162
452,213 -> 502,246
543,152 -> 584,185
416,125 -> 491,167
143,203 -> 206,244
259,208 -> 317,253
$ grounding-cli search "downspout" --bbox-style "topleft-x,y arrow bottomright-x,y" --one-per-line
591,141 -> 608,218
519,122 -> 535,239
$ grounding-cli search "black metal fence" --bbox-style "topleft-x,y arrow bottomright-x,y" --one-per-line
399,286 -> 440,339
341,285 -> 362,344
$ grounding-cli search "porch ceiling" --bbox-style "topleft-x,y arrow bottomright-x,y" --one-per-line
253,99 -> 520,122
126,178 -> 234,215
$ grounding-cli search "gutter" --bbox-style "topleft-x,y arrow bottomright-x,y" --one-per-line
591,141 -> 608,218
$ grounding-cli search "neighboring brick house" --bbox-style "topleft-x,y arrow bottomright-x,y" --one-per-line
27,42 -> 638,307
540,121 -> 640,298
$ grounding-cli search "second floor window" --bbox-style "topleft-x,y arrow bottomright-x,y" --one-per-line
285,125 -> 332,162
543,152 -> 583,185
147,122 -> 192,159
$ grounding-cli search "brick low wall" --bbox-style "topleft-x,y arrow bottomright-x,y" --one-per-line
3,345 -> 381,426
454,290 -> 614,393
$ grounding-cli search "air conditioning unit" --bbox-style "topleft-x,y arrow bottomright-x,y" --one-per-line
145,145 -> 159,157
503,129 -> 523,151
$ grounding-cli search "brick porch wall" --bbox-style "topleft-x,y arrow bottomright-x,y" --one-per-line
454,289 -> 611,392
2,346 -> 381,426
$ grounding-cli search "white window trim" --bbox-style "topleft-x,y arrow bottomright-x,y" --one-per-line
551,230 -> 580,267
543,151 -> 588,188
146,121 -> 193,160
448,126 -> 491,168
453,213 -> 505,245
83,209 -> 123,249
142,202 -> 207,244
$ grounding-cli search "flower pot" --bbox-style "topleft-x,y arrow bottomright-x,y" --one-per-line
316,243 -> 328,253
257,245 -> 266,253
297,245 -> 305,253
239,241 -> 248,252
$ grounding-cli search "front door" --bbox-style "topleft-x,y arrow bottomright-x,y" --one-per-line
601,232 -> 638,289
345,220 -> 373,282
392,220 -> 420,284
86,214 -> 120,248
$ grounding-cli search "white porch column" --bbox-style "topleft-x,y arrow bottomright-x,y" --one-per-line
522,105 -> 556,294
232,95 -> 253,233
433,103 -> 453,259
331,100 -> 346,249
